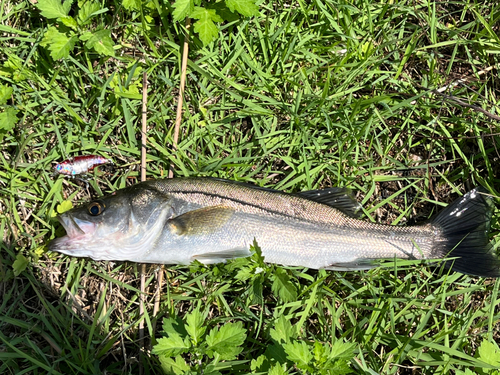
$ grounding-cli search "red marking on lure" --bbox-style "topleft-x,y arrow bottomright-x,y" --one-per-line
54,155 -> 112,176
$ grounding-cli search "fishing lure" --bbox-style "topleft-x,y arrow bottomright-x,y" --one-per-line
54,155 -> 113,177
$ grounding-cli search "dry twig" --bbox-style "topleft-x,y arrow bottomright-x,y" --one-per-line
139,71 -> 148,375
153,18 -> 191,318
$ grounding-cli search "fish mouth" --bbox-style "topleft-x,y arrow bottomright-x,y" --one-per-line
49,214 -> 97,254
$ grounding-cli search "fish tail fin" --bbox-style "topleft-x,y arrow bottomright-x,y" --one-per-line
430,187 -> 500,277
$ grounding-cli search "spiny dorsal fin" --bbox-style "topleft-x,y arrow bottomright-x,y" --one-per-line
168,206 -> 235,236
298,188 -> 363,218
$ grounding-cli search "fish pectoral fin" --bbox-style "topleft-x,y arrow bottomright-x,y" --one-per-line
298,188 -> 362,218
167,206 -> 235,236
323,259 -> 376,271
192,248 -> 251,264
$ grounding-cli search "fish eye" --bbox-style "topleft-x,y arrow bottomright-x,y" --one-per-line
88,201 -> 105,216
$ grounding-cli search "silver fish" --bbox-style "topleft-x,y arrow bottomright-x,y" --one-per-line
49,178 -> 500,277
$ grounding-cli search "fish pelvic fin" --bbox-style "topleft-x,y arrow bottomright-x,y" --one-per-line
430,187 -> 500,277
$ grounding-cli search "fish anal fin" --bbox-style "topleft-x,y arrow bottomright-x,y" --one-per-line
323,259 -> 375,271
298,188 -> 362,218
168,206 -> 235,236
192,247 -> 251,264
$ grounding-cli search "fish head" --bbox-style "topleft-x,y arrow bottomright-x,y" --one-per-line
49,184 -> 174,261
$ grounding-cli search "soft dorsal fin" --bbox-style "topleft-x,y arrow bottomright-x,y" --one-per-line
298,188 -> 363,218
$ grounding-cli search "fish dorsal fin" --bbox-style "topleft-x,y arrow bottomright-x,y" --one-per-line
167,206 -> 235,236
298,188 -> 363,218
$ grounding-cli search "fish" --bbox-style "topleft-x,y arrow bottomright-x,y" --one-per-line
54,155 -> 113,177
49,177 -> 500,277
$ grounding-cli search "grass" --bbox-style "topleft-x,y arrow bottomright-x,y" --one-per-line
1,0 -> 500,373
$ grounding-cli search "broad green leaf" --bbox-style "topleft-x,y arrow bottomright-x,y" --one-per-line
206,321 -> 246,360
283,341 -> 313,370
161,316 -> 187,337
270,315 -> 294,343
251,275 -> 263,304
477,340 -> 500,367
13,253 -> 29,276
0,107 -> 18,133
158,356 -> 190,375
92,35 -> 115,56
265,343 -> 288,365
210,2 -> 240,22
77,1 -> 101,25
113,88 -> 142,99
40,26 -> 77,59
152,333 -> 190,357
226,0 -> 259,17
250,355 -> 266,371
269,363 -> 287,375
122,0 -> 141,11
0,84 -> 13,105
81,29 -> 115,56
271,268 -> 297,303
79,31 -> 93,41
191,7 -> 222,46
235,266 -> 253,281
328,359 -> 353,375
313,341 -> 329,363
35,0 -> 72,19
251,239 -> 265,265
329,340 -> 355,361
185,308 -> 206,345
4,56 -> 28,81
172,0 -> 193,22
60,16 -> 78,30
33,246 -> 45,259
56,200 -> 74,214
203,364 -> 223,375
